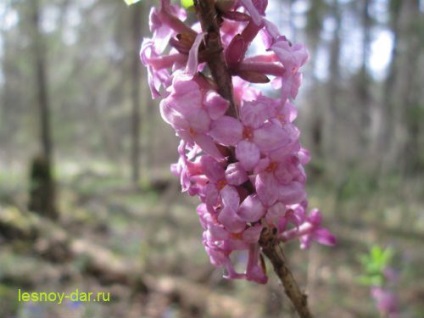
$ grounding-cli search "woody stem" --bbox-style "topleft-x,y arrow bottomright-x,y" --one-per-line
194,1 -> 314,318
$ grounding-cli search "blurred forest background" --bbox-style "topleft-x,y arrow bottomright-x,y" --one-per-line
0,0 -> 423,317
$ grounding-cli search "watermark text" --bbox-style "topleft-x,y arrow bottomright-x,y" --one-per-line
17,288 -> 110,305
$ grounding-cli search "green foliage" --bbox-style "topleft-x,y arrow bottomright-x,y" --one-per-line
357,245 -> 393,286
123,0 -> 143,5
181,0 -> 194,9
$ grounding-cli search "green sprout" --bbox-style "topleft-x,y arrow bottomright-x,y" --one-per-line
357,245 -> 394,286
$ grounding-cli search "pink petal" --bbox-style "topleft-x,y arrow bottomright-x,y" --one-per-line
273,162 -> 294,185
235,140 -> 260,171
225,163 -> 248,186
171,77 -> 201,110
278,181 -> 306,205
177,130 -> 195,144
193,134 -> 224,159
298,147 -> 310,165
200,156 -> 225,182
220,185 -> 240,210
186,32 -> 205,75
262,20 -> 280,48
255,172 -> 278,206
284,208 -> 303,227
265,202 -> 286,227
242,224 -> 262,243
240,97 -> 274,128
269,137 -> 300,161
308,208 -> 322,225
238,195 -> 266,222
313,228 -> 336,246
159,99 -> 186,127
204,183 -> 219,210
207,224 -> 229,241
187,109 -> 211,133
240,0 -> 264,26
253,157 -> 270,174
218,206 -> 245,232
209,116 -> 243,146
218,186 -> 245,232
245,244 -> 267,284
196,203 -> 209,229
251,0 -> 268,15
253,122 -> 286,152
276,100 -> 298,124
204,244 -> 228,266
204,91 -> 229,120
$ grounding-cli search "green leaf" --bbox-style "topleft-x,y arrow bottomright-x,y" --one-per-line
181,0 -> 195,8
371,245 -> 383,260
369,274 -> 384,286
357,274 -> 383,286
123,0 -> 143,5
381,248 -> 394,263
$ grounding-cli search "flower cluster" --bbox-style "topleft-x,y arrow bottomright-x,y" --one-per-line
141,0 -> 335,283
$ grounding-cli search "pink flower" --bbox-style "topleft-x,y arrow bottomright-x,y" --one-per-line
279,208 -> 336,249
140,0 -> 196,97
270,39 -> 309,102
371,286 -> 399,317
160,73 -> 227,159
254,147 -> 306,206
209,95 -> 292,170
171,141 -> 206,196
140,40 -> 174,98
198,202 -> 267,283
239,0 -> 268,26
141,0 -> 335,284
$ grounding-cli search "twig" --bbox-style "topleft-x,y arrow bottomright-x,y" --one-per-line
259,227 -> 313,318
194,1 -> 314,317
195,0 -> 237,118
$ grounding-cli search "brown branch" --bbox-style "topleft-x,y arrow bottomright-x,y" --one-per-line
195,0 -> 237,118
259,227 -> 313,318
194,2 -> 314,317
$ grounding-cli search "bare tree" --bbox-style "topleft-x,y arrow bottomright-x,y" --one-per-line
357,0 -> 373,146
379,0 -> 423,173
130,2 -> 143,186
28,0 -> 58,219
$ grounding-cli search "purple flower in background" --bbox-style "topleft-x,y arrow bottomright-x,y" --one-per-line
371,286 -> 399,317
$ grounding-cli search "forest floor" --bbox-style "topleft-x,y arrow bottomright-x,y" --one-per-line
0,162 -> 423,318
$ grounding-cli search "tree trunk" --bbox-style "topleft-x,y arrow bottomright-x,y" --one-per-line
28,0 -> 58,219
304,0 -> 326,161
399,1 -> 424,172
130,2 -> 143,186
323,0 -> 342,167
358,0 -> 372,147
379,0 -> 422,174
